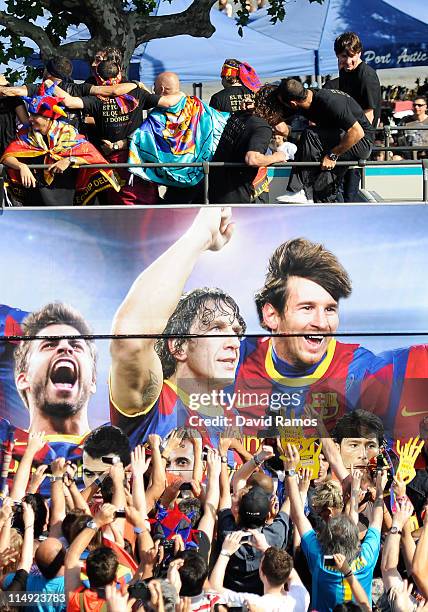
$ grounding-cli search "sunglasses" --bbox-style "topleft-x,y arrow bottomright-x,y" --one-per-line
413,103 -> 426,107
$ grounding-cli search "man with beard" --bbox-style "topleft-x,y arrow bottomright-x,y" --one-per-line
0,302 -> 97,493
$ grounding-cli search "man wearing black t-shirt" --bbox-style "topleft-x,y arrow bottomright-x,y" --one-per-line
0,75 -> 28,156
210,85 -> 287,204
0,56 -> 118,136
210,59 -> 259,113
276,78 -> 374,203
333,32 -> 381,201
60,60 -> 182,205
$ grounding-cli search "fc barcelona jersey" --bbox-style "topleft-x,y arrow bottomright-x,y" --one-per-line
0,418 -> 86,496
110,379 -> 229,449
234,337 -> 428,441
0,305 -> 29,429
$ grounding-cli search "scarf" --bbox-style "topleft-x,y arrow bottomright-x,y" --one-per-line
128,95 -> 229,187
93,71 -> 138,114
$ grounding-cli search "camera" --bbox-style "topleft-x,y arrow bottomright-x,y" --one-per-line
160,538 -> 175,554
114,508 -> 126,518
323,554 -> 336,566
128,580 -> 151,601
179,482 -> 193,492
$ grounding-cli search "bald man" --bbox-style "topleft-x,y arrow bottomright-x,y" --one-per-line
151,71 -> 206,204
154,71 -> 181,96
3,537 -> 66,610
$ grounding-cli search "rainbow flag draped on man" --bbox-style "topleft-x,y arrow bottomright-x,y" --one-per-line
128,95 -> 229,187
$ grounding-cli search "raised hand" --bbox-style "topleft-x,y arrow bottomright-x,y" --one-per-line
392,499 -> 414,529
283,443 -> 300,472
95,503 -> 117,527
26,431 -> 46,455
131,445 -> 150,476
28,465 -> 49,493
190,207 -> 234,253
255,445 -> 275,463
221,531 -> 245,556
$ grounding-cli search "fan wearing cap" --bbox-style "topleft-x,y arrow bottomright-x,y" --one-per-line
1,83 -> 120,206
217,484 -> 290,594
210,58 -> 261,114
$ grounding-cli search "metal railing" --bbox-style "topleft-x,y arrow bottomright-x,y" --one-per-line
1,157 -> 427,207
1,125 -> 427,207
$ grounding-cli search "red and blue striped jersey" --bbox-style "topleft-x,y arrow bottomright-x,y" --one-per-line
110,379 -> 223,448
0,418 -> 86,496
234,337 -> 428,441
0,305 -> 29,429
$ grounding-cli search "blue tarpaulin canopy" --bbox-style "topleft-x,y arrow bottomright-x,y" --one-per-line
138,0 -> 428,81
246,0 -> 428,74
18,0 -> 428,82
138,0 -> 313,82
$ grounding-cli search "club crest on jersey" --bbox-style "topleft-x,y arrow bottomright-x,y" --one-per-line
306,392 -> 339,420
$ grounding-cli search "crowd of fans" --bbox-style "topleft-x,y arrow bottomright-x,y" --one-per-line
2,412 -> 428,612
0,33 -> 425,206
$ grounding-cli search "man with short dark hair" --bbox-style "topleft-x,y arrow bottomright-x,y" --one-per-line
82,425 -> 131,488
233,231 -> 428,441
0,302 -> 97,494
332,32 -> 381,201
210,538 -> 310,610
275,78 -> 374,203
175,550 -> 221,610
14,302 -> 97,436
401,96 -> 428,157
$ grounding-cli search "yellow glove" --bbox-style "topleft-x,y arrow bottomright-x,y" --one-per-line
396,436 -> 424,484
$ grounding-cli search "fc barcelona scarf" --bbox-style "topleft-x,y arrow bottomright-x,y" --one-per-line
128,95 -> 229,187
1,121 -> 120,205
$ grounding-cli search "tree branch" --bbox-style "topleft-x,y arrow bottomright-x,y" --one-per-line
53,40 -> 95,60
0,11 -> 56,57
132,0 -> 217,43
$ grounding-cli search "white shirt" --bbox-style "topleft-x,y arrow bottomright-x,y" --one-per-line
220,582 -> 310,611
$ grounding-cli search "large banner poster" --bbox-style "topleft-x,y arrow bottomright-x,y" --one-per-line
1,205 -> 428,467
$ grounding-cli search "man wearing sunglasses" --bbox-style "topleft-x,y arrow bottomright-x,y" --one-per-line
401,97 -> 428,158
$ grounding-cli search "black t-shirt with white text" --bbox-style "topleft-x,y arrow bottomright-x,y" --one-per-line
304,89 -> 375,142
27,82 -> 93,132
81,88 -> 160,144
27,82 -> 93,99
210,85 -> 254,113
210,111 -> 272,203
339,61 -> 381,127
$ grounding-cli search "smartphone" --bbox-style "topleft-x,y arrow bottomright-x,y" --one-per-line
114,509 -> 126,518
201,446 -> 209,461
101,456 -> 121,465
240,534 -> 252,544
